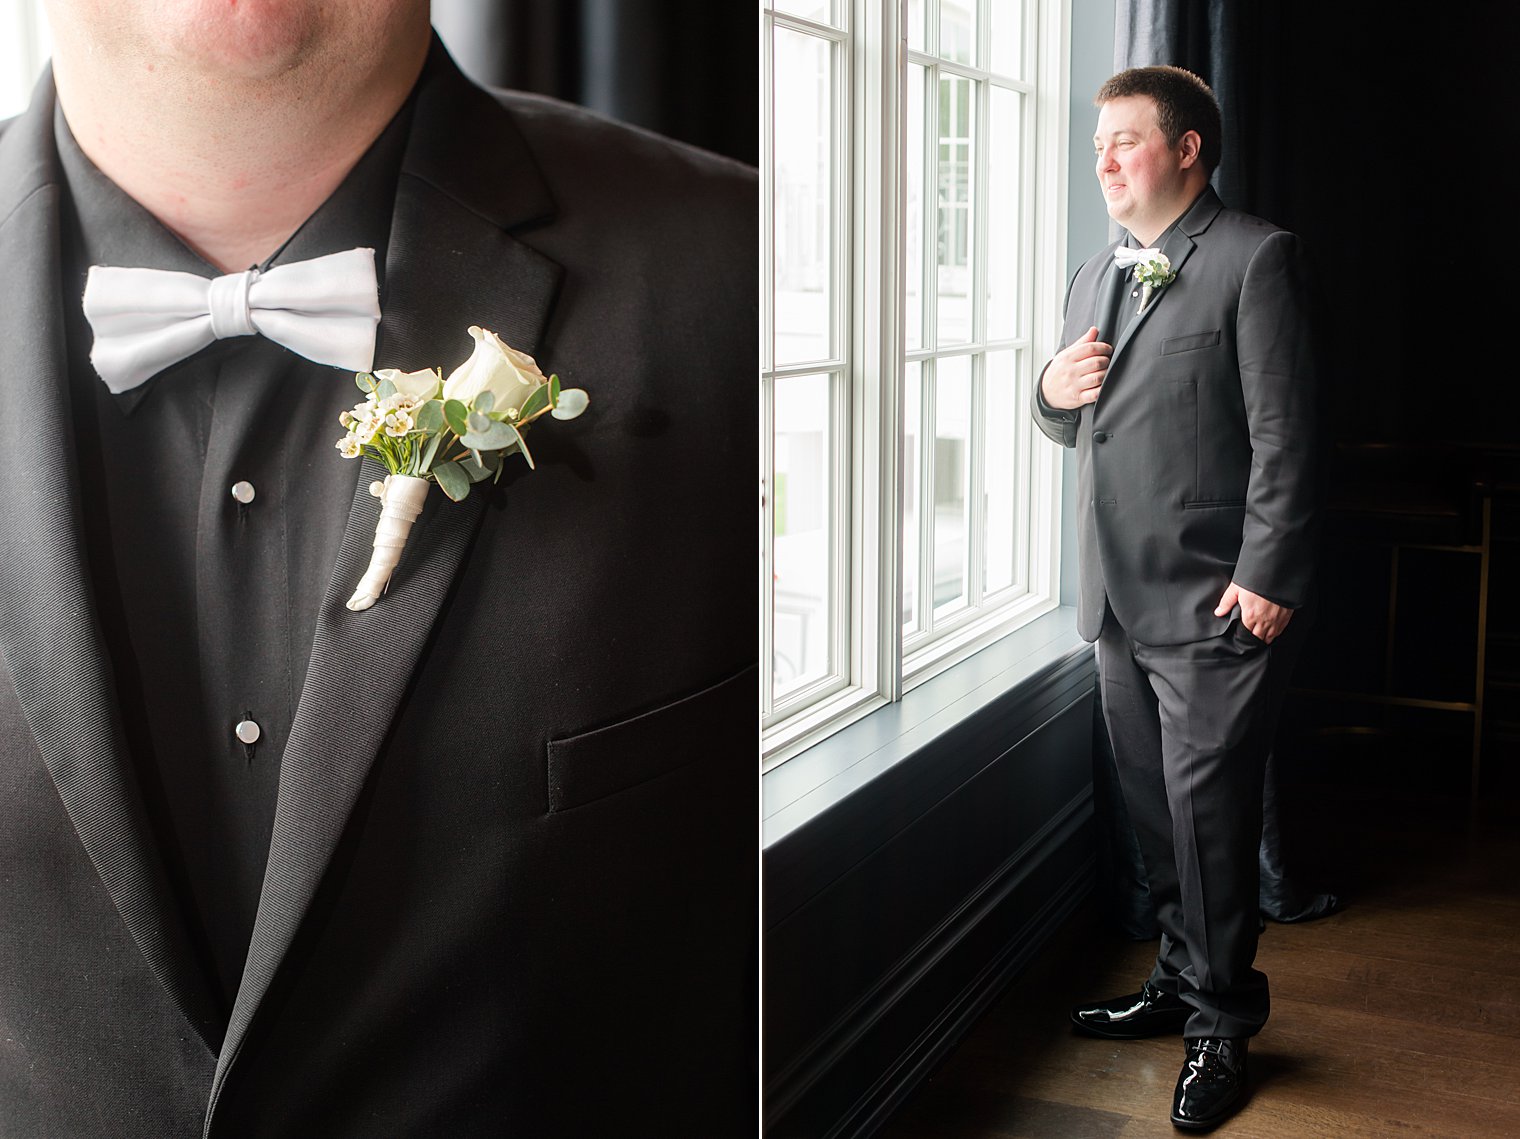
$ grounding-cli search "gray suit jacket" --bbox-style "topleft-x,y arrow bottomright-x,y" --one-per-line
0,40 -> 755,1138
1035,187 -> 1317,645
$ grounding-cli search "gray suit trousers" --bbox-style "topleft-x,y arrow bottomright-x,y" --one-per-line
1097,605 -> 1309,1038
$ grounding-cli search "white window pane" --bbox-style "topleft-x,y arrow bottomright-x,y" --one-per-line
902,361 -> 924,634
988,0 -> 1023,79
984,350 -> 1019,594
905,62 -> 926,353
772,0 -> 836,26
907,0 -> 926,52
938,0 -> 975,65
933,356 -> 971,617
936,74 -> 975,346
773,373 -> 836,701
1,2 -> 50,120
773,27 -> 834,367
986,85 -> 1021,342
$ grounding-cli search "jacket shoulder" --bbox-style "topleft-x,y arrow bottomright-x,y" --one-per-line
1200,204 -> 1299,253
485,89 -> 755,220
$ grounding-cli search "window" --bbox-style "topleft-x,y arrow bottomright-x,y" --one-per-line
1,1 -> 51,121
762,0 -> 1068,765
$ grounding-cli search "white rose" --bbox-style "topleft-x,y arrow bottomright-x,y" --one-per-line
442,325 -> 546,414
373,366 -> 441,403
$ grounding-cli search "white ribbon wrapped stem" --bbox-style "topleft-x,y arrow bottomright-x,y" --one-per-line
346,474 -> 431,611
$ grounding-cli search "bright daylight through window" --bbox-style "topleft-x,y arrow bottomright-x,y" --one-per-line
762,0 -> 1067,765
0,2 -> 51,121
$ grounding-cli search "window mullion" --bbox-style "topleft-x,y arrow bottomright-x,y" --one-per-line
760,374 -> 778,720
760,10 -> 776,717
968,355 -> 987,609
918,357 -> 937,640
875,0 -> 905,700
831,27 -> 857,702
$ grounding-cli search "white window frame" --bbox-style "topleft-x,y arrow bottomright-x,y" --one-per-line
763,0 -> 1069,769
1,1 -> 52,121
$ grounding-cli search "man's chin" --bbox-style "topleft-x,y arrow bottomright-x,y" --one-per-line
161,0 -> 321,80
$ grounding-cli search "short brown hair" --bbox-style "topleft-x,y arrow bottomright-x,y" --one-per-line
1097,66 -> 1221,176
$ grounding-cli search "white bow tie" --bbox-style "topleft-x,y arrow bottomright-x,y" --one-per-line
1112,245 -> 1161,269
82,246 -> 381,394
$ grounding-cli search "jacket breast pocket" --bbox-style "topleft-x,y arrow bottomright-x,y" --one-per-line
1160,329 -> 1221,356
545,665 -> 755,813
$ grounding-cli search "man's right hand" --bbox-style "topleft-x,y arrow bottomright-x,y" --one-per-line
1040,326 -> 1111,409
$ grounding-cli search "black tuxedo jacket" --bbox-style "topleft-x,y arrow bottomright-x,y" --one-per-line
0,43 -> 755,1138
1035,187 -> 1317,645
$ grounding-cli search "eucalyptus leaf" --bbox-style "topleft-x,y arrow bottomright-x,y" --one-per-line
420,431 -> 444,473
549,374 -> 561,402
375,377 -> 397,400
518,383 -> 550,422
444,399 -> 470,436
551,387 -> 589,420
506,422 -> 535,470
473,390 -> 495,414
356,372 -> 376,394
459,454 -> 492,483
460,418 -> 516,451
433,461 -> 471,502
468,410 -> 493,434
416,399 -> 444,434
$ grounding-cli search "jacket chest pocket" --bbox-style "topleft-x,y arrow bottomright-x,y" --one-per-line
545,665 -> 754,812
1160,328 -> 1221,356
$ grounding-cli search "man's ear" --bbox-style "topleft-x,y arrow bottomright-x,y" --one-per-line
1178,129 -> 1202,168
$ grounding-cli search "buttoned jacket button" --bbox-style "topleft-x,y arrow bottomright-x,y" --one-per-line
1093,430 -> 1109,444
235,718 -> 261,745
231,481 -> 256,504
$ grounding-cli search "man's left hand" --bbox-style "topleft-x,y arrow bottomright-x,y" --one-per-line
1214,582 -> 1293,644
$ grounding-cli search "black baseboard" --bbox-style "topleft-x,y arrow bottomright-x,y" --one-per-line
764,666 -> 1097,1139
834,816 -> 1096,1139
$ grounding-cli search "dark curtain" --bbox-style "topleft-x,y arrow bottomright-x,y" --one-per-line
1099,0 -> 1339,929
432,0 -> 757,167
1115,0 -> 1257,211
1115,0 -> 1518,445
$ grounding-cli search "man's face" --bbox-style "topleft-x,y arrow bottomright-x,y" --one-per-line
1093,95 -> 1198,243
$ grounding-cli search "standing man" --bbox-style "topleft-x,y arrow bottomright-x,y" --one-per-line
0,2 -> 754,1135
1033,66 -> 1316,1131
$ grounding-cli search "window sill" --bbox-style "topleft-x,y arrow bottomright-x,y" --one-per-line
762,605 -> 1092,849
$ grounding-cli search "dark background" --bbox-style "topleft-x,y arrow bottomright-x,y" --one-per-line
433,0 -> 757,167
1124,0 -> 1516,443
1118,0 -> 1520,807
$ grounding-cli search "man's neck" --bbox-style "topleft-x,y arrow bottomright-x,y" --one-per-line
1129,183 -> 1210,248
50,35 -> 427,274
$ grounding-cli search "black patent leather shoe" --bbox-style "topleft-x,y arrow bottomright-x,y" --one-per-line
1170,1037 -> 1248,1131
1070,980 -> 1191,1039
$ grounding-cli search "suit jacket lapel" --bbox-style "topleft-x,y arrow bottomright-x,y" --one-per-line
0,74 -> 225,1052
1107,186 -> 1222,371
207,41 -> 564,1121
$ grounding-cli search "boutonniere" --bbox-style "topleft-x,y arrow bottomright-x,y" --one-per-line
336,325 -> 589,611
1132,252 -> 1177,314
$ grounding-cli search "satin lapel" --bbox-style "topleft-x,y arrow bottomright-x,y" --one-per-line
207,44 -> 564,1122
0,76 -> 224,1052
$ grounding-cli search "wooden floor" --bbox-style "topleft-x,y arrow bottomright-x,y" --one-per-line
877,799 -> 1520,1138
